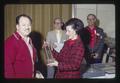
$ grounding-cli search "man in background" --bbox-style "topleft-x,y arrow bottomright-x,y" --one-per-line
46,17 -> 68,78
84,14 -> 105,64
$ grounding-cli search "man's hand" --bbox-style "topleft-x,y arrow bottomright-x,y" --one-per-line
93,53 -> 99,59
35,71 -> 44,79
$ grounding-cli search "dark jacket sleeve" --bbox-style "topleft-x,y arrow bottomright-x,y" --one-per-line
94,28 -> 105,54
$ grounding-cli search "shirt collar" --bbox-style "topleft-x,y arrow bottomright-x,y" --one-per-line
68,35 -> 80,46
14,31 -> 30,43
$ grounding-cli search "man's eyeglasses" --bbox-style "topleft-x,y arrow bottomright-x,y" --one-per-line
55,22 -> 62,25
87,18 -> 95,21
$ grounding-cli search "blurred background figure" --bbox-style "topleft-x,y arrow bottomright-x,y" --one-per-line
84,14 -> 105,65
102,33 -> 115,63
46,17 -> 68,78
45,18 -> 85,79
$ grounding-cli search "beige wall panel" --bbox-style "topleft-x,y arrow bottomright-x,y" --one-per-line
61,4 -> 72,22
4,4 -> 72,40
33,5 -> 43,31
43,4 -> 51,37
5,5 -> 16,39
52,4 -> 61,19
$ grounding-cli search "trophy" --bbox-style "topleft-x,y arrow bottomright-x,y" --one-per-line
43,45 -> 55,64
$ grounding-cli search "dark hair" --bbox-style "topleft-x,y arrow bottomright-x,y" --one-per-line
65,18 -> 84,35
65,18 -> 91,46
61,22 -> 65,30
16,14 -> 32,24
87,14 -> 97,20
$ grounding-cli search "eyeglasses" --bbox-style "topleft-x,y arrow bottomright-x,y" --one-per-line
55,22 -> 62,25
87,19 -> 95,21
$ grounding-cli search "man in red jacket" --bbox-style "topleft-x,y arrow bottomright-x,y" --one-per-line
4,14 -> 43,78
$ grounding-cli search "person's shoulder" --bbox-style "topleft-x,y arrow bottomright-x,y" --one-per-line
5,34 -> 16,46
47,30 -> 55,34
96,26 -> 104,32
46,30 -> 55,38
96,26 -> 103,30
61,30 -> 66,34
5,34 -> 14,42
84,26 -> 90,31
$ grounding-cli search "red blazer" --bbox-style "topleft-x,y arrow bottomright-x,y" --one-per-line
52,36 -> 84,79
4,32 -> 36,78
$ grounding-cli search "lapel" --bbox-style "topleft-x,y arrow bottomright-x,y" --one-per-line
14,32 -> 36,62
29,38 -> 36,62
53,30 -> 58,42
55,30 -> 66,43
95,27 -> 101,44
86,26 -> 100,46
60,31 -> 64,43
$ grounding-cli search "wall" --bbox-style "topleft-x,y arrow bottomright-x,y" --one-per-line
72,4 -> 115,38
4,4 -> 72,40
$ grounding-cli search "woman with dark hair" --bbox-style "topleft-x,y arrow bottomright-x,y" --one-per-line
44,18 -> 85,79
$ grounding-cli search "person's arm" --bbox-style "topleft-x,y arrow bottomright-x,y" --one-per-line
52,45 -> 64,62
58,44 -> 84,71
93,29 -> 105,58
4,40 -> 16,78
46,32 -> 52,44
51,40 -> 69,62
94,29 -> 105,54
52,42 -> 85,71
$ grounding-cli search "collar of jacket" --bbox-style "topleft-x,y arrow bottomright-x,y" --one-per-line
13,31 -> 22,40
13,32 -> 32,45
67,36 -> 81,46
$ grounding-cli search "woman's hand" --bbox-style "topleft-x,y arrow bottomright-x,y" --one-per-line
47,60 -> 58,67
42,41 -> 57,51
49,42 -> 57,51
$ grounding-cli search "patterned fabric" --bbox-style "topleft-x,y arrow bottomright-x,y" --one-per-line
46,30 -> 68,78
4,32 -> 36,78
52,36 -> 84,79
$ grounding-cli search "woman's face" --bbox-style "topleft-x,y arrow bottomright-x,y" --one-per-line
66,25 -> 76,39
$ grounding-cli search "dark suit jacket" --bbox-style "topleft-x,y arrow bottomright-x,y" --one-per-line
86,26 -> 105,54
84,26 -> 105,64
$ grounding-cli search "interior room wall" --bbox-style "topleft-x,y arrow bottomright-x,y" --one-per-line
72,4 -> 115,38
